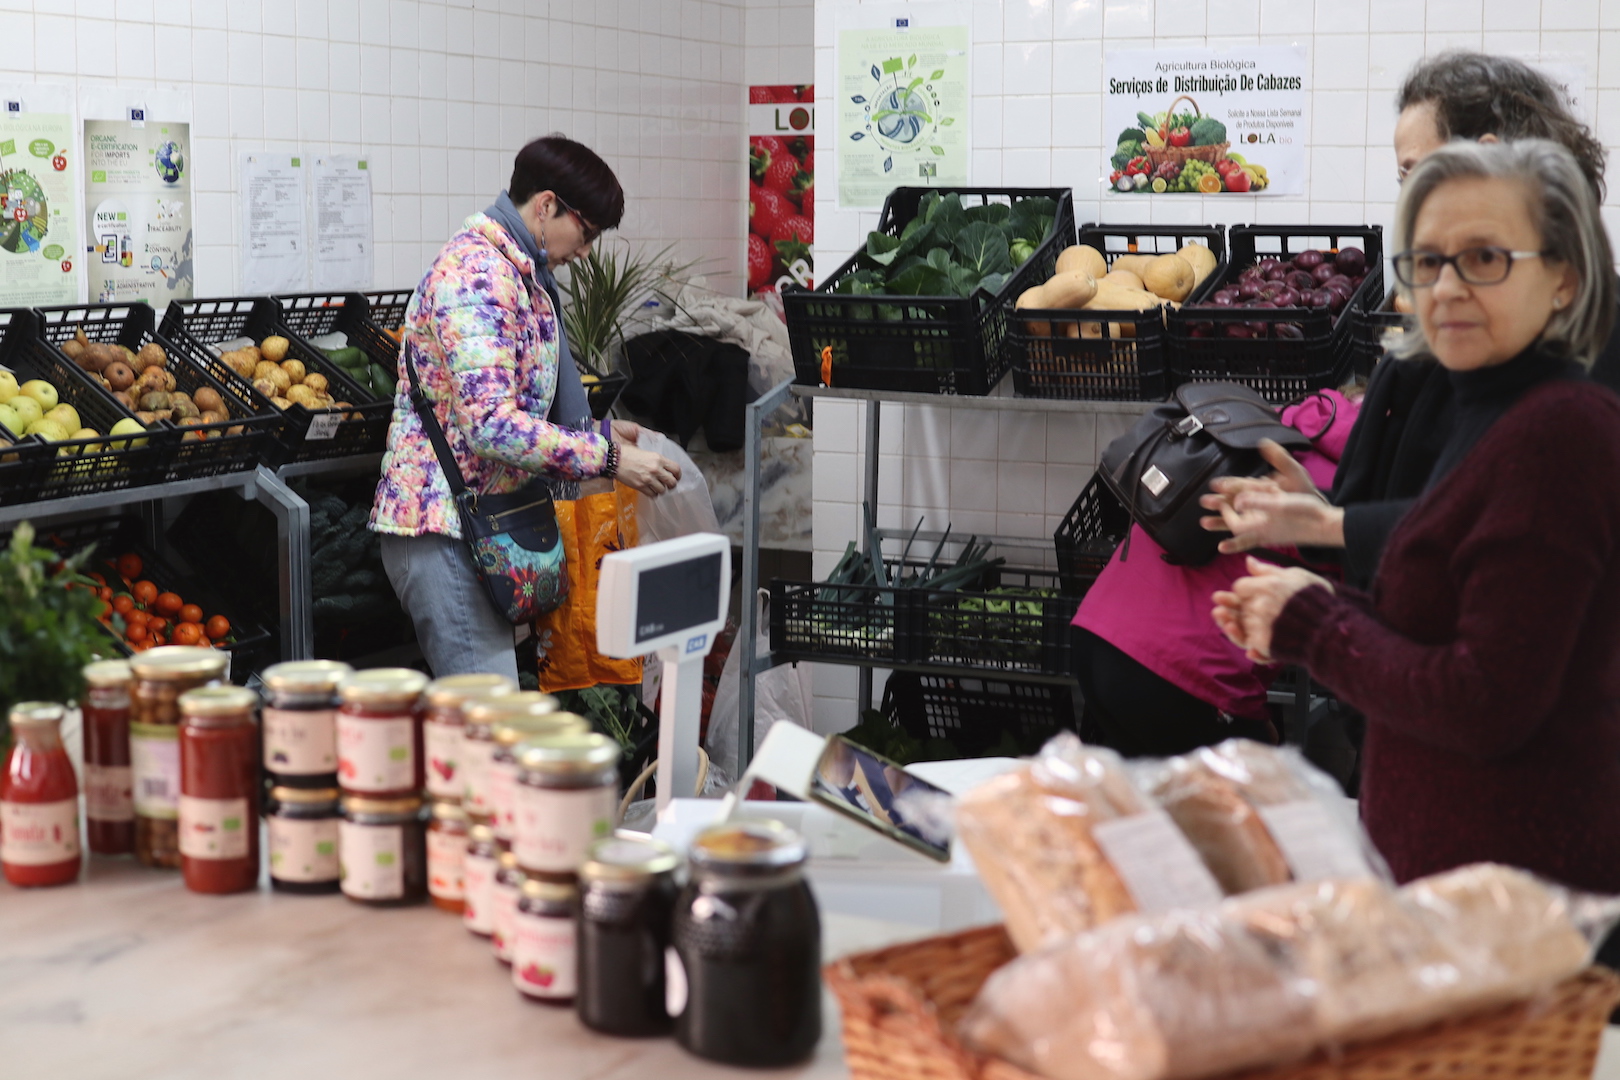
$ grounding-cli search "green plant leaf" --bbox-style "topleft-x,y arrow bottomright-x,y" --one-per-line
558,240 -> 704,378
864,231 -> 903,266
951,221 -> 1012,281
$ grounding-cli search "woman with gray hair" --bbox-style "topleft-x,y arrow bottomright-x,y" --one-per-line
1212,139 -> 1620,892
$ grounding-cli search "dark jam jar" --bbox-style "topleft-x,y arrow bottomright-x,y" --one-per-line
267,786 -> 342,894
261,660 -> 352,789
81,659 -> 134,855
577,834 -> 680,1037
339,795 -> 428,907
671,820 -> 821,1067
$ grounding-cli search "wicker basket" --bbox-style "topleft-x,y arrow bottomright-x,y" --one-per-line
826,923 -> 1620,1080
1143,95 -> 1231,170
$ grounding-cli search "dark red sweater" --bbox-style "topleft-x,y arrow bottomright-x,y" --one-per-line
1273,379 -> 1620,891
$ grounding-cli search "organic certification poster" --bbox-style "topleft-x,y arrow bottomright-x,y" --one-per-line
835,2 -> 970,210
0,85 -> 80,306
1103,46 -> 1308,197
83,111 -> 195,303
312,155 -> 374,291
239,152 -> 308,295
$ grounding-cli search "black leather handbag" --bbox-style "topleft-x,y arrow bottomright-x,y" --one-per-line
1099,382 -> 1312,566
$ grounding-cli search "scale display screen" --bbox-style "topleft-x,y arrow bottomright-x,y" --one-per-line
635,551 -> 723,645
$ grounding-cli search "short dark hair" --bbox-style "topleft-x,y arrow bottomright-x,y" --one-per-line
1398,51 -> 1606,199
509,134 -> 625,232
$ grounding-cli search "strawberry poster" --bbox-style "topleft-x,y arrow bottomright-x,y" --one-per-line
747,85 -> 814,299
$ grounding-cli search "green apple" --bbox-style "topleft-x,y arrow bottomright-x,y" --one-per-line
8,394 -> 43,430
0,402 -> 19,437
24,418 -> 70,442
71,427 -> 101,453
45,403 -> 80,433
108,417 -> 148,449
19,380 -> 58,411
0,370 -> 17,404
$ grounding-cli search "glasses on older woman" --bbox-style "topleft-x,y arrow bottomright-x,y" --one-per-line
554,194 -> 601,244
1391,246 -> 1546,288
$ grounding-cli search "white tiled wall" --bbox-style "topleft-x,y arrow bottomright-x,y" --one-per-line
805,0 -> 1620,729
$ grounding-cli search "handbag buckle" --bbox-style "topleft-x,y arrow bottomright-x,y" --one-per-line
1172,414 -> 1204,439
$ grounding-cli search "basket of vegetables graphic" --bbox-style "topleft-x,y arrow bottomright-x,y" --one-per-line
1109,97 -> 1267,195
1143,96 -> 1229,167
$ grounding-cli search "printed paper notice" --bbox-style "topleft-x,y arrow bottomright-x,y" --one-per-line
835,2 -> 970,210
312,156 -> 372,291
239,152 -> 307,294
1092,809 -> 1225,913
0,88 -> 80,307
84,117 -> 195,303
1258,800 -> 1375,882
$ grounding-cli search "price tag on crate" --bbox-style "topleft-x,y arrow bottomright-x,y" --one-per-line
305,412 -> 343,440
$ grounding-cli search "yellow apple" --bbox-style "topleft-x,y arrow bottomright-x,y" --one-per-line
24,418 -> 70,442
0,370 -> 17,403
108,417 -> 148,449
8,394 -> 43,430
19,380 -> 58,411
45,403 -> 80,432
0,402 -> 19,436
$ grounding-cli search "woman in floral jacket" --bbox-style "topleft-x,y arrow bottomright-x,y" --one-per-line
370,135 -> 678,680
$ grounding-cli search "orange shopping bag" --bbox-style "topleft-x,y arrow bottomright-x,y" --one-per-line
532,482 -> 642,693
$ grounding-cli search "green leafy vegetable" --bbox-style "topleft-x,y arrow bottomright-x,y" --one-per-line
1190,117 -> 1227,146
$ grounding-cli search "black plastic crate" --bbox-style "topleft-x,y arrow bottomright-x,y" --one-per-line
0,309 -> 176,505
161,297 -> 392,461
36,303 -> 284,482
912,565 -> 1074,677
1167,225 -> 1384,403
1348,287 -> 1410,378
1008,223 -> 1228,401
274,291 -> 400,375
0,309 -> 56,497
1054,471 -> 1132,597
770,576 -> 911,665
784,187 -> 1076,395
883,672 -> 1077,758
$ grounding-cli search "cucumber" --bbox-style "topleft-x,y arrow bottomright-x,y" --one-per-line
367,364 -> 394,397
322,346 -> 368,370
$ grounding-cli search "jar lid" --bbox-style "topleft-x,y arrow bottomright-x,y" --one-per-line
425,673 -> 515,708
271,786 -> 340,803
689,819 -> 808,871
179,685 -> 259,717
516,732 -> 620,775
520,877 -> 577,904
463,690 -> 558,725
498,850 -> 520,872
263,659 -> 354,694
468,822 -> 496,845
82,659 -> 132,687
338,668 -> 429,706
342,794 -> 424,815
431,799 -> 470,825
130,646 -> 229,679
581,834 -> 679,884
9,701 -> 65,727
493,712 -> 588,747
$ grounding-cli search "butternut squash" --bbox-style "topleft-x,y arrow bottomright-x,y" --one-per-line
1142,254 -> 1196,302
1016,285 -> 1053,337
1110,253 -> 1156,278
1055,244 -> 1107,279
1177,242 -> 1218,288
1042,270 -> 1097,309
1101,269 -> 1145,292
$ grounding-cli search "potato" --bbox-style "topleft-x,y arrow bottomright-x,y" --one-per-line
170,397 -> 200,421
253,377 -> 280,400
254,363 -> 291,393
280,359 -> 307,384
135,411 -> 158,424
285,384 -> 320,408
192,387 -> 224,413
271,396 -> 293,410
139,390 -> 172,413
199,409 -> 226,425
302,372 -> 329,395
261,336 -> 290,363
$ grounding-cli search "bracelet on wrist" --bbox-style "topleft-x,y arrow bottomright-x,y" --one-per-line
602,440 -> 620,479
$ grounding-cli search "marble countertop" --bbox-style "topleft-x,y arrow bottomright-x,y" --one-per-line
1,860 -> 935,1080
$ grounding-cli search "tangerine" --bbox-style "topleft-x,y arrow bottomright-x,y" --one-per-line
116,553 -> 143,581
154,592 -> 183,616
205,615 -> 231,641
132,580 -> 159,606
1197,172 -> 1222,194
178,604 -> 204,625
171,622 -> 204,645
112,594 -> 135,616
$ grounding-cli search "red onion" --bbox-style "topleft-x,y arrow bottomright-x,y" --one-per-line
1294,249 -> 1326,271
1334,247 -> 1368,276
1311,263 -> 1339,285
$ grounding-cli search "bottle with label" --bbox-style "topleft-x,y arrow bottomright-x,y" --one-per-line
339,794 -> 427,907
577,834 -> 680,1036
491,850 -> 527,964
671,820 -> 821,1067
337,669 -> 429,798
131,647 -> 229,869
422,673 -> 514,804
81,659 -> 134,856
261,660 -> 353,789
267,786 -> 341,894
512,878 -> 578,1005
512,732 -> 620,877
463,823 -> 500,937
1,703 -> 81,887
178,686 -> 260,895
486,705 -> 584,846
427,799 -> 469,914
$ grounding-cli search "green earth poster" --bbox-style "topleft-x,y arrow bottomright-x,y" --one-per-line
835,2 -> 970,210
83,116 -> 194,304
0,108 -> 79,306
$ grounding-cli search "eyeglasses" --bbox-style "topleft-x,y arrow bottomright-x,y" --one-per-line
554,194 -> 600,245
1391,246 -> 1546,287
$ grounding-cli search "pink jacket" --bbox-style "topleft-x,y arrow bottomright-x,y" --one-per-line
1073,390 -> 1360,720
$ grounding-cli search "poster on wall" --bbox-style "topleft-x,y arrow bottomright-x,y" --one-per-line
747,85 -> 813,300
239,153 -> 308,295
1104,46 -> 1307,196
312,156 -> 373,292
0,84 -> 80,307
834,1 -> 970,211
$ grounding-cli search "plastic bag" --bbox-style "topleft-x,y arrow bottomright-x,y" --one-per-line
531,484 -> 643,692
706,588 -> 812,785
634,429 -> 720,544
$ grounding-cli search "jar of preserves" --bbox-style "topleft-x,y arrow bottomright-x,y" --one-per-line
491,850 -> 527,964
1,703 -> 80,887
81,659 -> 134,855
513,878 -> 578,1005
462,691 -> 557,824
512,732 -> 620,876
261,660 -> 352,788
267,786 -> 341,894
178,686 -> 260,895
463,823 -> 500,936
422,673 -> 513,803
577,834 -> 680,1036
337,669 -> 429,798
130,647 -> 229,869
671,820 -> 821,1067
340,794 -> 427,906
427,799 -> 469,914
488,706 -> 584,846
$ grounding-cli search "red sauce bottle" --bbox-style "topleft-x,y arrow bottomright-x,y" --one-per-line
1,702 -> 82,887
82,659 -> 135,855
178,686 -> 261,895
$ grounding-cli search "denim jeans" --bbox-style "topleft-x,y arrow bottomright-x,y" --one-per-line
378,532 -> 520,683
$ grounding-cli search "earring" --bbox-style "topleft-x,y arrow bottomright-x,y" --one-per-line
1554,298 -> 1565,308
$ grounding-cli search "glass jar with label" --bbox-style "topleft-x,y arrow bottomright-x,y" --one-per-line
671,820 -> 821,1067
337,669 -> 429,798
1,703 -> 81,888
488,708 -> 585,846
462,691 -> 557,824
422,674 -> 514,803
513,878 -> 578,1005
513,733 -> 620,877
427,799 -> 469,914
463,823 -> 500,937
340,795 -> 427,906
81,659 -> 134,856
267,786 -> 341,894
261,660 -> 353,788
578,834 -> 680,1036
178,686 -> 260,895
130,647 -> 229,869
491,850 -> 527,964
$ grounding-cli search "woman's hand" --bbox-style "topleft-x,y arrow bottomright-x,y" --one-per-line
610,419 -> 642,445
1211,557 -> 1333,662
1200,440 -> 1344,551
614,442 -> 681,497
